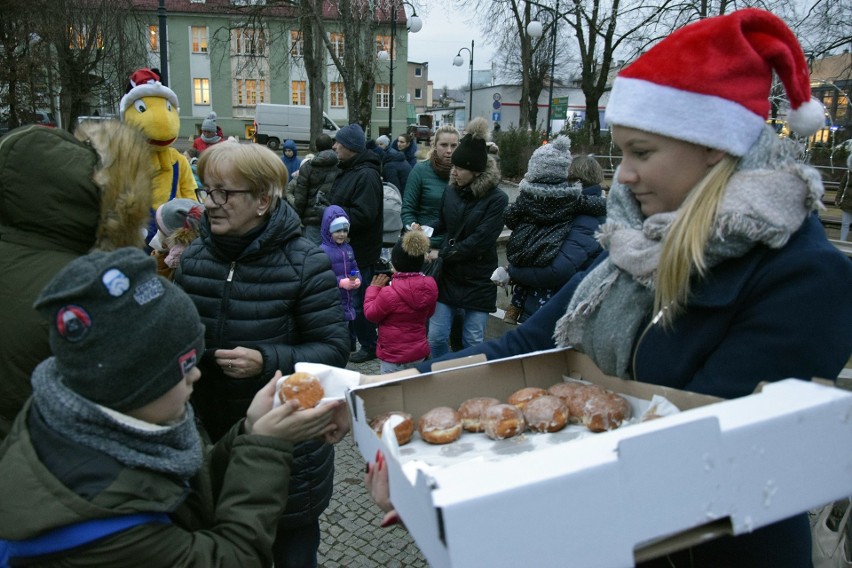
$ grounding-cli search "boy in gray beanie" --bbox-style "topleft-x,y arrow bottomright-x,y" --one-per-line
0,247 -> 342,566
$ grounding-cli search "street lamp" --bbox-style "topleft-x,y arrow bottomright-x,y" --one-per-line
527,0 -> 561,139
453,40 -> 474,123
378,1 -> 422,136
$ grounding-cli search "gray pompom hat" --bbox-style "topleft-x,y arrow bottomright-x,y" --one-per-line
524,136 -> 573,185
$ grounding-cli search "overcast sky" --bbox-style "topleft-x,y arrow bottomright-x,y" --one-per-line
406,4 -> 498,91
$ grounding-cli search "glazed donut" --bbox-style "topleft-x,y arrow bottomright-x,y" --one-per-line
547,381 -> 589,408
370,411 -> 414,445
562,383 -> 609,423
507,387 -> 547,410
418,407 -> 463,444
278,371 -> 324,409
580,390 -> 632,432
482,403 -> 526,440
523,395 -> 569,433
458,397 -> 501,432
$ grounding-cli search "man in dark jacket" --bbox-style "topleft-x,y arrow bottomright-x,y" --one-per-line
329,123 -> 384,363
370,135 -> 412,195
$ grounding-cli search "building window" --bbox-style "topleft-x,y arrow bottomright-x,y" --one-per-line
375,35 -> 394,58
415,66 -> 422,77
375,84 -> 391,109
414,88 -> 422,99
330,32 -> 344,59
193,78 -> 210,105
235,27 -> 265,55
292,80 -> 306,105
69,26 -> 104,50
191,26 -> 208,53
236,78 -> 265,106
148,25 -> 158,51
290,30 -> 303,57
330,82 -> 345,108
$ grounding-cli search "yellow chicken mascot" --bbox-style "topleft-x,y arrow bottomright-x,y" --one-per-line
120,68 -> 198,241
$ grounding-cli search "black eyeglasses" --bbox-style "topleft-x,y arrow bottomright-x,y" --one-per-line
196,187 -> 252,205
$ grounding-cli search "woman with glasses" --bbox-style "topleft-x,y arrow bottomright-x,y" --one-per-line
174,142 -> 349,568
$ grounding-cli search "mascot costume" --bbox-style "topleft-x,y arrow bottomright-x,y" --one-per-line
120,68 -> 198,242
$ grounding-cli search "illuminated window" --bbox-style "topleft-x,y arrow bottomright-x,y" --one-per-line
375,35 -> 394,59
292,80 -> 306,105
68,26 -> 104,49
330,32 -> 345,59
330,82 -> 345,108
191,26 -> 208,53
375,84 -> 391,109
235,27 -> 265,55
291,30 -> 303,57
193,78 -> 210,104
236,78 -> 266,106
148,25 -> 158,51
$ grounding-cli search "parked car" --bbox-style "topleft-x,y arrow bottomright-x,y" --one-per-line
407,124 -> 433,144
23,110 -> 57,128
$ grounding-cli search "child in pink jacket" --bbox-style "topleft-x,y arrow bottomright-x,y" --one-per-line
364,230 -> 438,373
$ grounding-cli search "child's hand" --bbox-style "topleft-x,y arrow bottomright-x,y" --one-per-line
371,274 -> 390,287
339,278 -> 360,290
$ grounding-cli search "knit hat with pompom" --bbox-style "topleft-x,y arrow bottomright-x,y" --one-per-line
451,117 -> 490,172
392,230 -> 431,273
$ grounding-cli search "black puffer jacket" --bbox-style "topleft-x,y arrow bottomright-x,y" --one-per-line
436,156 -> 508,312
294,149 -> 339,227
175,200 -> 349,526
328,150 -> 384,266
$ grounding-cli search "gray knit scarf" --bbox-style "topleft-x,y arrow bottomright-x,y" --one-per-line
554,129 -> 824,379
32,358 -> 204,479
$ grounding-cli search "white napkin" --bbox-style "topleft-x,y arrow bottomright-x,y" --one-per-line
272,363 -> 361,409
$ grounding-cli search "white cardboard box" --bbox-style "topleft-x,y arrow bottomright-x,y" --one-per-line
347,348 -> 852,567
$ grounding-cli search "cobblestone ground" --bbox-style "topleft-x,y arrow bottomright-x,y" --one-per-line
318,356 -> 429,568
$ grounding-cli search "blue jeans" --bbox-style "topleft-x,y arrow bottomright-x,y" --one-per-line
428,302 -> 488,358
352,263 -> 377,352
273,520 -> 320,568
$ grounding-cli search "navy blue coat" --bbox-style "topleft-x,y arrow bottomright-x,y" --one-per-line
391,138 -> 418,168
373,146 -> 412,195
422,214 -> 852,566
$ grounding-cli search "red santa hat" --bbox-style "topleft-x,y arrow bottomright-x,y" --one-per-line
119,68 -> 180,120
605,8 -> 824,156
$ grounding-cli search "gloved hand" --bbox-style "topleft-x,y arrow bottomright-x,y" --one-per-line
491,266 -> 510,287
339,278 -> 361,290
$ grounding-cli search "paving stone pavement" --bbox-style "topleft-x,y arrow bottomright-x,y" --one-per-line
317,317 -> 516,567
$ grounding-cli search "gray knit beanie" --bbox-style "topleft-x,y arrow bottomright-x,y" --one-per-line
376,135 -> 390,148
524,135 -> 573,184
201,112 -> 217,133
335,123 -> 366,152
34,247 -> 204,412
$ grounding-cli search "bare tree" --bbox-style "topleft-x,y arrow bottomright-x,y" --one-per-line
0,1 -> 44,127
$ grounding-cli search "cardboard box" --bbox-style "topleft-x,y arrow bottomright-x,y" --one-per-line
348,348 -> 852,567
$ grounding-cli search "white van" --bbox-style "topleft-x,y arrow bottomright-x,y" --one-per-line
253,104 -> 340,150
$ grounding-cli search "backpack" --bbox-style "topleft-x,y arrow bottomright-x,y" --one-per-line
382,181 -> 403,247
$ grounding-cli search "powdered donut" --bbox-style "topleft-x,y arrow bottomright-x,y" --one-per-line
563,383 -> 609,423
458,397 -> 501,432
547,381 -> 589,407
507,387 -> 547,410
278,371 -> 324,409
417,407 -> 463,444
370,411 -> 414,445
523,395 -> 569,433
580,390 -> 632,432
482,403 -> 526,440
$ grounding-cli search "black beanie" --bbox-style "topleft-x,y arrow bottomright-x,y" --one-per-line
34,247 -> 205,412
451,116 -> 490,173
392,230 -> 431,273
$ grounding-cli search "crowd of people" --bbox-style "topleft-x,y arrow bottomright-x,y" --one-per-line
1,8 -> 851,567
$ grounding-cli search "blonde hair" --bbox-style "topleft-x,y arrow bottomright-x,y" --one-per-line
655,154 -> 739,326
198,143 -> 285,205
430,124 -> 460,150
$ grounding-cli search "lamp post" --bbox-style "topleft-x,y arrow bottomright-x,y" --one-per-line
527,0 -> 562,139
157,0 -> 169,86
453,40 -> 474,122
378,1 -> 422,136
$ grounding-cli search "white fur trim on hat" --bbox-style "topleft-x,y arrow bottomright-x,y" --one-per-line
120,69 -> 179,120
787,98 -> 825,137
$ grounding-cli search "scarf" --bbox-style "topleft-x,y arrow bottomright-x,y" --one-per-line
200,132 -> 221,144
505,182 -> 606,267
429,151 -> 452,180
554,129 -> 823,379
32,358 -> 203,479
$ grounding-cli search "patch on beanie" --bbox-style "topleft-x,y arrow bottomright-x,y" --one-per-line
102,269 -> 130,297
133,277 -> 165,305
56,305 -> 92,343
179,348 -> 198,377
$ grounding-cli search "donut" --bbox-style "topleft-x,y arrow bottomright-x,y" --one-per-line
507,387 -> 547,410
482,403 -> 526,440
547,381 -> 589,407
580,390 -> 632,432
523,395 -> 569,433
370,411 -> 414,445
417,407 -> 463,444
562,383 -> 609,423
458,397 -> 501,432
278,371 -> 324,409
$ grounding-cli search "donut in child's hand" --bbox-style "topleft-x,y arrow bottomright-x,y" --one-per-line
417,407 -> 463,444
278,371 -> 324,409
507,387 -> 547,410
458,397 -> 501,432
482,404 -> 526,440
523,395 -> 569,433
370,411 -> 414,445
